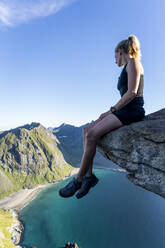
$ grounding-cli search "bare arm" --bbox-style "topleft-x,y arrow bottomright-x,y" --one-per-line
112,59 -> 141,111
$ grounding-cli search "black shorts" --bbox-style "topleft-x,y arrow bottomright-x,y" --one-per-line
113,104 -> 145,125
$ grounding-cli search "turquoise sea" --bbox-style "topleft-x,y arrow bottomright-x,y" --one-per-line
19,169 -> 165,248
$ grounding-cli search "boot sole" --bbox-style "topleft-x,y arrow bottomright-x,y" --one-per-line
59,186 -> 82,198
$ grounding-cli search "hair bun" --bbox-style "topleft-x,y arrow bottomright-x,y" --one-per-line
115,34 -> 141,59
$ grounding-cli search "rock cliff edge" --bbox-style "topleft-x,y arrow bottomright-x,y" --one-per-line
97,108 -> 165,199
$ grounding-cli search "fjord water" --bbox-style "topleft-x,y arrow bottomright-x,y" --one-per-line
20,169 -> 165,248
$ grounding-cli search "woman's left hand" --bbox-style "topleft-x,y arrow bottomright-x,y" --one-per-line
99,110 -> 112,120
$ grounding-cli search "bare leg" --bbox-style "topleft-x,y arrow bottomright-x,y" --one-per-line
76,136 -> 97,181
76,113 -> 123,182
82,117 -> 104,177
82,118 -> 101,145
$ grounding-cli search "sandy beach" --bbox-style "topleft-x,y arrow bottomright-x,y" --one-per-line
0,167 -> 126,211
0,168 -> 78,248
0,168 -> 79,211
0,167 -> 126,247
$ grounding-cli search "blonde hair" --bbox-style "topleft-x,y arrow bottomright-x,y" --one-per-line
115,34 -> 142,59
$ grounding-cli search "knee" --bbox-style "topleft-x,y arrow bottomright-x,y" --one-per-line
84,129 -> 97,141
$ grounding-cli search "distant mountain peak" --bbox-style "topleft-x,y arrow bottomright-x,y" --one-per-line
11,122 -> 41,131
61,122 -> 67,126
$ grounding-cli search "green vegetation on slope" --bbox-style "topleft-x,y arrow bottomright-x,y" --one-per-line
0,209 -> 16,248
0,123 -> 74,200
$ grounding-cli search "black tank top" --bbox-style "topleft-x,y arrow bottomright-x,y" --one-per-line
117,63 -> 144,106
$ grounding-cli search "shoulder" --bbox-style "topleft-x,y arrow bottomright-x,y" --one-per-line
126,58 -> 144,75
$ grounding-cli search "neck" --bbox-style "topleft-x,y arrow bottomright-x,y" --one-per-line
123,54 -> 133,65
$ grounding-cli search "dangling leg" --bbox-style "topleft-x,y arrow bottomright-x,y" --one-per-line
59,113 -> 123,198
75,113 -> 124,182
75,135 -> 97,182
75,113 -> 123,198
82,118 -> 102,177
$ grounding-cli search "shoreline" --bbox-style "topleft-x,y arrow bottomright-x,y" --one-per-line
0,168 -> 79,248
0,167 -> 126,211
0,167 -> 79,211
0,167 -> 126,248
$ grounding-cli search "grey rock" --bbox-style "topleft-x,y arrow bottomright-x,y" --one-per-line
10,209 -> 24,245
97,108 -> 165,199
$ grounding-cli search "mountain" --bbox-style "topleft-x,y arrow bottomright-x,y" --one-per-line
0,122 -> 74,200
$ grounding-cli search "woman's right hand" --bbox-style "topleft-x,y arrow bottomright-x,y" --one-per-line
99,110 -> 112,120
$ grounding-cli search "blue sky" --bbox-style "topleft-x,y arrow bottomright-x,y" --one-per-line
0,0 -> 165,131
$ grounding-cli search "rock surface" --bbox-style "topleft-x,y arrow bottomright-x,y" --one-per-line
10,209 -> 24,245
97,108 -> 165,199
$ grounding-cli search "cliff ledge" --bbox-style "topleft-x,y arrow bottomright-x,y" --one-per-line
97,108 -> 165,199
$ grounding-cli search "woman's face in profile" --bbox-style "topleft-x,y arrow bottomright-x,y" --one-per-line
115,50 -> 123,67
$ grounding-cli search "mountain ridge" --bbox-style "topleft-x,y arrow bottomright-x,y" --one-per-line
0,122 -> 74,200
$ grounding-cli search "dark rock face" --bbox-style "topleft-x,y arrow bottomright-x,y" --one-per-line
97,108 -> 165,199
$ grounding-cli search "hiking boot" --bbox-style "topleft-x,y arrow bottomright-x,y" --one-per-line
75,173 -> 99,199
59,176 -> 82,198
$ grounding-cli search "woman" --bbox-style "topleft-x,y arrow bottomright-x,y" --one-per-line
59,34 -> 145,199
